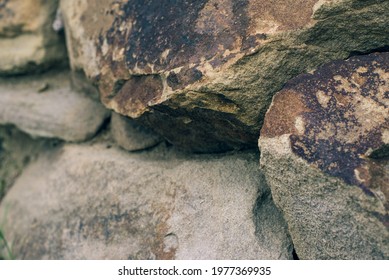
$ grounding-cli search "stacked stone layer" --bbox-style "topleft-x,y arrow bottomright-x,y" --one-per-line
0,0 -> 388,260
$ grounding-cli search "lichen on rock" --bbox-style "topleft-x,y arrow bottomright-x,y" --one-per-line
259,52 -> 389,259
60,0 -> 389,152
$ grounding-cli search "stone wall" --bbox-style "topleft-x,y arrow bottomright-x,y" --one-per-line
0,0 -> 387,259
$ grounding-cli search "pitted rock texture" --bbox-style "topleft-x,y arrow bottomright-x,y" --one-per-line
0,70 -> 110,141
0,0 -> 67,74
0,142 -> 293,259
61,0 -> 389,152
259,53 -> 389,259
111,112 -> 163,152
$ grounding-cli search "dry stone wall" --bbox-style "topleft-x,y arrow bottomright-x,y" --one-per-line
0,0 -> 388,259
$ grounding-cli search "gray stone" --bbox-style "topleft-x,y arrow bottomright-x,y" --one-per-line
0,70 -> 110,142
0,0 -> 67,75
60,0 -> 389,152
111,112 -> 163,152
259,53 -> 389,259
0,142 -> 292,259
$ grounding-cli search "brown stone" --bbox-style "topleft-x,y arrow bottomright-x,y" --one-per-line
61,0 -> 389,152
259,52 -> 389,259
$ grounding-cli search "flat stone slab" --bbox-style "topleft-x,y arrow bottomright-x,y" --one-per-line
259,52 -> 389,259
0,142 -> 292,260
0,71 -> 110,141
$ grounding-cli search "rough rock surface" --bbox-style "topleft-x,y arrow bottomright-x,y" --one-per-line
60,0 -> 389,152
0,142 -> 292,260
259,53 -> 389,259
111,112 -> 163,152
0,0 -> 67,74
0,70 -> 110,141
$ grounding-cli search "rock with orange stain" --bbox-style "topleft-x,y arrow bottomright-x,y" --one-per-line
60,0 -> 389,152
259,52 -> 389,259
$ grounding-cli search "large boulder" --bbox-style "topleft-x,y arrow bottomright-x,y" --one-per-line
60,0 -> 389,152
0,0 -> 67,74
0,70 -> 110,142
0,142 -> 292,259
259,53 -> 389,259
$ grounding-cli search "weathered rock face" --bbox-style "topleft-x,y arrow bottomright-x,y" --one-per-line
111,112 -> 163,152
0,0 -> 67,75
259,53 -> 389,259
0,70 -> 110,141
0,142 -> 293,260
60,0 -> 389,152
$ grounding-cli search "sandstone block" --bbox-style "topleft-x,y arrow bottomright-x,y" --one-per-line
259,53 -> 389,259
60,0 -> 389,151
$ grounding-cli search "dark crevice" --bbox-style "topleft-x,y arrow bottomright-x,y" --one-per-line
92,114 -> 112,139
368,144 -> 389,159
292,248 -> 300,260
347,46 -> 389,58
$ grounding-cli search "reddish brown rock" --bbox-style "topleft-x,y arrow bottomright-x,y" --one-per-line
259,52 -> 389,259
61,0 -> 389,152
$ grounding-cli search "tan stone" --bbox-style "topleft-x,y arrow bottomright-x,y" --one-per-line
0,70 -> 110,141
0,142 -> 293,259
0,0 -> 67,74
